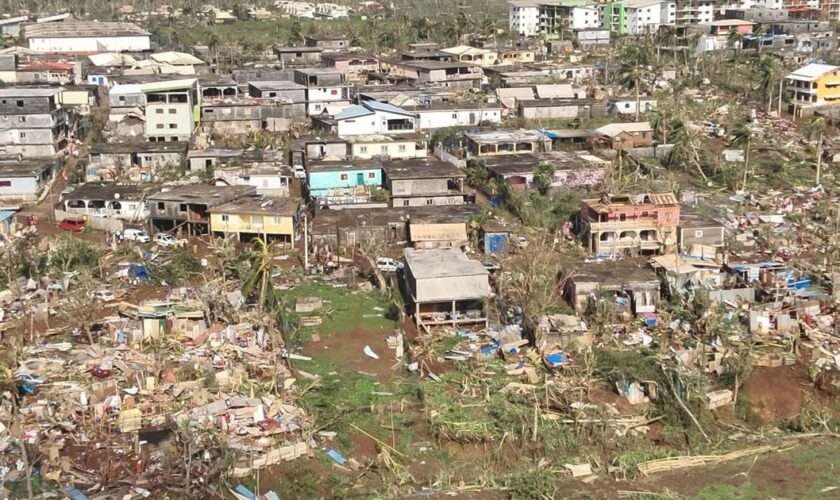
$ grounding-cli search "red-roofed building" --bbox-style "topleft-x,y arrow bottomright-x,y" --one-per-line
17,60 -> 75,84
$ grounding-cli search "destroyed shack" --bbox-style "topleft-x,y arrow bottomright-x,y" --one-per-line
564,262 -> 660,322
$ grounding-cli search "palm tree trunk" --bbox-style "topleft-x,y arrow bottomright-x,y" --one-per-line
741,138 -> 750,191
816,132 -> 823,186
635,76 -> 640,121
766,81 -> 773,115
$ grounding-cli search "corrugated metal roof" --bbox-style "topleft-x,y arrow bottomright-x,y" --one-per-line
334,105 -> 372,120
140,78 -> 197,93
410,223 -> 468,242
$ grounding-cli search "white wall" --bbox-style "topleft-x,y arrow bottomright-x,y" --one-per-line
28,35 -> 150,53
0,176 -> 42,200
509,5 -> 540,36
417,109 -> 501,130
337,110 -> 418,137
570,6 -> 601,30
145,103 -> 194,140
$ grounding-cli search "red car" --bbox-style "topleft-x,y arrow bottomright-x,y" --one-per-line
58,218 -> 86,232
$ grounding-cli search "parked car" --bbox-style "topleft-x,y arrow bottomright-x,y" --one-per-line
95,290 -> 115,302
292,165 -> 306,179
154,233 -> 186,247
123,228 -> 150,243
515,235 -> 528,249
376,257 -> 404,272
58,217 -> 86,232
482,261 -> 501,272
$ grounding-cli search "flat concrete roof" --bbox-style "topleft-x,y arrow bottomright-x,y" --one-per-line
211,196 -> 299,216
24,21 -> 150,38
404,247 -> 488,280
382,159 -> 465,180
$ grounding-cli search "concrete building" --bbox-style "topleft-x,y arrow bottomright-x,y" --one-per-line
305,160 -> 384,207
88,141 -> 188,182
441,46 -> 499,66
403,248 -> 492,330
62,182 -> 157,220
273,46 -> 323,66
509,1 -> 541,36
210,196 -> 299,245
564,262 -> 660,318
304,35 -> 348,50
785,63 -> 840,115
345,134 -> 429,160
604,0 -> 675,35
382,159 -> 467,207
593,122 -> 654,149
23,21 -> 151,53
293,68 -> 353,115
214,165 -> 293,197
0,157 -> 60,201
386,60 -> 484,90
407,102 -> 503,130
0,16 -> 28,37
0,87 -> 69,157
518,98 -> 608,119
464,129 -> 552,157
332,100 -> 418,137
483,150 -> 607,192
147,185 -> 256,235
142,78 -> 198,142
580,192 -> 680,255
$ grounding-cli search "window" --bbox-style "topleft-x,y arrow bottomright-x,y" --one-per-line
16,100 -> 23,107
619,213 -> 627,221
19,132 -> 25,138
359,146 -> 368,153
398,145 -> 406,152
380,145 -> 388,153
694,230 -> 704,238
402,199 -> 410,206
367,172 -> 375,179
0,181 -> 10,187
340,173 -> 348,180
331,89 -> 338,95
179,204 -> 187,212
452,113 -> 458,119
156,124 -> 164,129
168,109 -> 176,114
221,214 -> 229,221
144,156 -> 152,162
18,116 -> 25,123
169,124 -> 177,129
425,199 -> 434,205
157,202 -> 165,210
119,96 -> 125,102
156,108 -> 164,114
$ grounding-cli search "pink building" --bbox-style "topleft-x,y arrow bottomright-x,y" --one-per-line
580,193 -> 680,255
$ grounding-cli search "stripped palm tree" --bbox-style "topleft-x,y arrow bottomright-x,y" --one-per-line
803,116 -> 828,186
241,238 -> 277,314
729,121 -> 752,191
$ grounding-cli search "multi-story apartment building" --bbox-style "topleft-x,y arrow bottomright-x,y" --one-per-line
509,0 -> 541,36
669,0 -> 715,25
580,192 -> 680,255
785,63 -> 840,115
0,87 -> 69,157
142,79 -> 198,142
509,0 -> 602,37
605,0 -> 676,34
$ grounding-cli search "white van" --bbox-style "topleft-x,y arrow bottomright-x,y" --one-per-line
123,228 -> 151,243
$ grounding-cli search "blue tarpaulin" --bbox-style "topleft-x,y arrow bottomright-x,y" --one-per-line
327,449 -> 347,465
233,485 -> 256,500
546,353 -> 567,365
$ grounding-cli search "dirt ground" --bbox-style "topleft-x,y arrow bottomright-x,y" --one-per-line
302,325 -> 397,384
744,364 -> 826,423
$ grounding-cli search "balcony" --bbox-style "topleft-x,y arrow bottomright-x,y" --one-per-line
587,219 -> 661,232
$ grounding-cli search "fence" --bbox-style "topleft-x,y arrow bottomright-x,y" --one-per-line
54,209 -> 125,232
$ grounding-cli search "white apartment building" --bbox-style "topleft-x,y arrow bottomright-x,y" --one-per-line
509,1 -> 540,36
627,0 -> 675,34
142,79 -> 198,142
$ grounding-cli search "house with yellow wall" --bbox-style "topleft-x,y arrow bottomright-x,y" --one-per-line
785,63 -> 840,116
441,45 -> 499,66
209,197 -> 299,245
497,48 -> 536,65
345,134 -> 428,160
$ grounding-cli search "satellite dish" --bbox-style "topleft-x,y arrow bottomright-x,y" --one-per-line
114,193 -> 121,199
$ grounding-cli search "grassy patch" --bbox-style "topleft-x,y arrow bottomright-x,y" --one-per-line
278,282 -> 395,340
